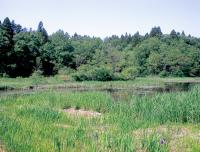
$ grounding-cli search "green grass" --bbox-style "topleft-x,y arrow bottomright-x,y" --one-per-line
1,76 -> 200,91
0,75 -> 65,89
0,86 -> 200,151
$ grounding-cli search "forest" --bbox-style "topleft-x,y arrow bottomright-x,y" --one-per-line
1,17 -> 200,80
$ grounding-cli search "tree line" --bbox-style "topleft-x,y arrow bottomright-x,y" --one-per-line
0,17 -> 200,80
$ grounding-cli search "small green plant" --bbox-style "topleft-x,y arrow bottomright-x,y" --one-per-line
141,134 -> 169,152
63,105 -> 71,109
75,105 -> 80,110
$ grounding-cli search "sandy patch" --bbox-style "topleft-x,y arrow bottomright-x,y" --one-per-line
63,108 -> 101,117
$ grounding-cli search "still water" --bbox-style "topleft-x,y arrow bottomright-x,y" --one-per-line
105,82 -> 197,101
0,82 -> 198,101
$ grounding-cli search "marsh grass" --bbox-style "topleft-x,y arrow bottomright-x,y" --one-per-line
0,86 -> 200,151
141,133 -> 169,152
1,76 -> 200,93
0,76 -> 169,90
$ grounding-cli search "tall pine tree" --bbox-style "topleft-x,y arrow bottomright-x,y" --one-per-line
0,17 -> 14,74
37,21 -> 48,44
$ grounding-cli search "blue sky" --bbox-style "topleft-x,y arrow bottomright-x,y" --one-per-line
1,0 -> 200,38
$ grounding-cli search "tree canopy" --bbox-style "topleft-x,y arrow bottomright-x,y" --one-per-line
1,17 -> 200,80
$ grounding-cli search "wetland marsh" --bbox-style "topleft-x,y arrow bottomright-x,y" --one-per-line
0,77 -> 200,151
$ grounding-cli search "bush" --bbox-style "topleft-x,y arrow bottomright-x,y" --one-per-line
159,71 -> 169,77
72,72 -> 89,81
72,66 -> 116,81
121,67 -> 138,80
91,67 -> 114,81
170,67 -> 184,77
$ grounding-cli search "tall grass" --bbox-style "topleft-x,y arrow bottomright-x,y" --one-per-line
1,76 -> 200,92
0,86 -> 200,151
132,85 -> 200,124
0,76 -> 168,90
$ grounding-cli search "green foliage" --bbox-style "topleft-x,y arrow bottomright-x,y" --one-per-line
72,65 -> 115,81
149,26 -> 163,37
91,66 -> 114,81
6,32 -> 40,77
50,30 -> 75,68
121,67 -> 138,80
141,134 -> 169,152
39,31 -> 75,76
1,17 -> 200,79
37,21 -> 48,43
170,29 -> 178,39
39,42 -> 59,75
72,35 -> 102,67
0,17 -> 14,74
134,37 -> 200,77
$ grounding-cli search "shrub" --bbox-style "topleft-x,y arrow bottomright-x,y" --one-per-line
72,66 -> 115,81
121,67 -> 138,80
159,71 -> 169,77
90,67 -> 114,81
72,72 -> 89,81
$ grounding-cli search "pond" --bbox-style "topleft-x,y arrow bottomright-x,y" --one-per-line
106,82 -> 198,101
0,82 -> 199,101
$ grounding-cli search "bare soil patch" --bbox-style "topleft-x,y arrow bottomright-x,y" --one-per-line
0,145 -> 5,152
63,108 -> 101,117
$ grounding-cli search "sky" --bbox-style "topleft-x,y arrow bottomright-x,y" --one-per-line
1,0 -> 200,38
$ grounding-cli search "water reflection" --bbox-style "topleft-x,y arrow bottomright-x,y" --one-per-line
0,82 -> 199,102
103,82 -> 197,101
